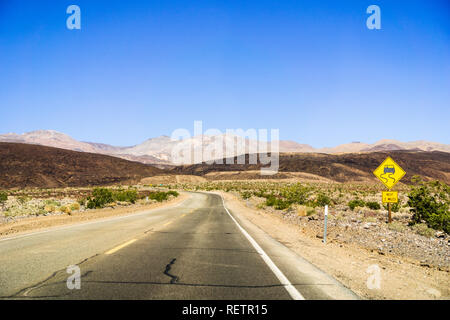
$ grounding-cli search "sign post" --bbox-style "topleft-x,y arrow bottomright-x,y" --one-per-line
323,205 -> 328,244
381,190 -> 398,223
388,203 -> 392,223
373,157 -> 405,223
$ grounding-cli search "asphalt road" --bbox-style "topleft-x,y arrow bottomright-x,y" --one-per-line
0,192 -> 358,300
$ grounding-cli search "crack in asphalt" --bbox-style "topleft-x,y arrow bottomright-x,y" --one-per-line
163,258 -> 180,284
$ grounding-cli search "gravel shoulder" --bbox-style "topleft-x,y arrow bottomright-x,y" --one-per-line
0,192 -> 188,239
220,191 -> 449,300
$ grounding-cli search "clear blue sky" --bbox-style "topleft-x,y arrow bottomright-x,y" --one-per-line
1,0 -> 449,147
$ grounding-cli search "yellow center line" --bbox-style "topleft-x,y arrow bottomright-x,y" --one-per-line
181,214 -> 186,217
105,239 -> 137,255
163,221 -> 173,226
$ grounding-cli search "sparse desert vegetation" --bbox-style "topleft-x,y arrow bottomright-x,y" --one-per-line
172,178 -> 449,234
0,185 -> 179,222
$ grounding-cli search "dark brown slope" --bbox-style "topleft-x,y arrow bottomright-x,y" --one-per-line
171,151 -> 450,184
0,142 -> 164,188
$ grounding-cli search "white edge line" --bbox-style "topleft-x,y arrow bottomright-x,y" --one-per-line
219,194 -> 305,300
0,194 -> 191,243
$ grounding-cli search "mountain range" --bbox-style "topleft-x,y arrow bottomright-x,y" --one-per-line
1,130 -> 449,165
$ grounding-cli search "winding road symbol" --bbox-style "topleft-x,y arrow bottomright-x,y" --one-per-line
380,165 -> 396,185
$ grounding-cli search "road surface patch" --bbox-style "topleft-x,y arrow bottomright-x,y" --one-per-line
219,194 -> 305,300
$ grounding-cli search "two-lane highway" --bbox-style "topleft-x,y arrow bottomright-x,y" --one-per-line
0,192 -> 358,300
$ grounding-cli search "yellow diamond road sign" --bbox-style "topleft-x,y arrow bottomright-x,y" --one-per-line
373,156 -> 406,190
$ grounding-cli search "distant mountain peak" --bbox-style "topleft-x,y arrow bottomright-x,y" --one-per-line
25,129 -> 65,135
0,130 -> 448,165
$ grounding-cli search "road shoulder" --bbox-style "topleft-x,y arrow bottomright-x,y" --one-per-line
218,191 -> 449,300
209,191 -> 359,300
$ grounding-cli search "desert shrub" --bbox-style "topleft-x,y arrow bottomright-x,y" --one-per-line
297,206 -> 307,216
45,199 -> 61,206
70,203 -> 80,211
274,199 -> 291,210
256,202 -> 266,209
78,198 -> 86,206
44,205 -> 56,212
411,223 -> 435,237
265,195 -> 291,210
264,195 -> 277,207
149,192 -> 167,202
348,199 -> 365,211
297,205 -> 316,216
315,193 -> 331,207
59,206 -> 72,214
148,191 -> 178,202
114,189 -> 138,204
388,222 -> 407,232
167,191 -> 179,197
241,191 -> 252,200
280,184 -> 310,205
87,188 -> 114,209
365,202 -> 381,210
0,191 -> 8,204
17,196 -> 29,204
407,178 -> 449,233
253,189 -> 269,198
86,200 -> 96,209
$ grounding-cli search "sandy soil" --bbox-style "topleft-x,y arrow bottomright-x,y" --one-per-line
220,191 -> 449,300
0,192 -> 188,239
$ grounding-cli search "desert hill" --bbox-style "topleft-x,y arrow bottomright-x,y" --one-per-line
1,142 -> 449,189
171,151 -> 450,184
1,130 -> 448,165
0,142 -> 164,188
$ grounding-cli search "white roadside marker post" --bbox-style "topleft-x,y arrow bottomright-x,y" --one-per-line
323,205 -> 328,244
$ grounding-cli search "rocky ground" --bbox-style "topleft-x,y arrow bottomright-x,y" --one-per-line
239,192 -> 449,270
